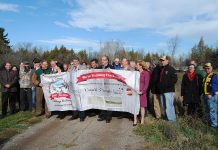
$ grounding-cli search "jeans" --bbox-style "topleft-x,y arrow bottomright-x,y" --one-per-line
32,88 -> 36,107
160,92 -> 176,121
205,95 -> 218,127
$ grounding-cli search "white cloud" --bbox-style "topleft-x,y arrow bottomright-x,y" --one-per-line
38,37 -> 99,48
0,2 -> 19,12
54,21 -> 70,28
66,0 -> 218,39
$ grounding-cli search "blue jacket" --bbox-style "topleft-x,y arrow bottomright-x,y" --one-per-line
211,74 -> 218,95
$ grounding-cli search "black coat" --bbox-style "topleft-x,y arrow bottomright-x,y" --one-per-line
0,69 -> 18,92
97,64 -> 114,69
181,73 -> 203,104
150,65 -> 161,94
158,64 -> 177,93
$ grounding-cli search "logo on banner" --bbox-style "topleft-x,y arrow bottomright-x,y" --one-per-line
49,79 -> 71,100
126,88 -> 133,96
77,72 -> 126,84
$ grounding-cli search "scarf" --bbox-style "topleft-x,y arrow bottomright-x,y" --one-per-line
187,71 -> 196,81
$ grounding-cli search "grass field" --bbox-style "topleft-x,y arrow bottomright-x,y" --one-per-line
134,71 -> 218,150
0,112 -> 42,146
0,86 -> 42,146
134,115 -> 218,150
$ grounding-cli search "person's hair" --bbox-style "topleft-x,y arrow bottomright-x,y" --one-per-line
114,57 -> 119,61
102,56 -> 109,62
82,62 -> 87,65
32,58 -> 41,63
56,62 -> 64,71
190,60 -> 197,66
137,60 -> 149,70
72,57 -> 80,62
41,60 -> 48,64
50,60 -> 57,63
122,58 -> 129,63
91,58 -> 98,64
4,61 -> 12,67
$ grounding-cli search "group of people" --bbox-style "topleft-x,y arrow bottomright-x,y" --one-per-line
0,55 -> 217,127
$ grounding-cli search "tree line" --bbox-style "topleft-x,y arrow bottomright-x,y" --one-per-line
0,27 -> 218,69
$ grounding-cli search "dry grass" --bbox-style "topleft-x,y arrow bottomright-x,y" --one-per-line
134,114 -> 218,150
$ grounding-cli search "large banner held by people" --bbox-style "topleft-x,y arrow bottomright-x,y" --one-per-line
41,69 -> 140,115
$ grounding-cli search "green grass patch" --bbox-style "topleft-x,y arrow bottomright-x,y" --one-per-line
0,112 -> 42,146
134,115 -> 218,150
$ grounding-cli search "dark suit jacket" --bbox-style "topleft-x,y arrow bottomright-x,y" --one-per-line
0,69 -> 18,92
97,64 -> 114,69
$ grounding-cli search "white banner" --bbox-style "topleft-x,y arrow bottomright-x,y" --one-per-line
41,69 -> 140,115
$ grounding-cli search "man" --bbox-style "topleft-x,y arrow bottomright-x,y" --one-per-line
121,58 -> 131,71
159,56 -> 177,121
129,61 -> 136,71
117,58 -> 131,119
69,57 -> 86,71
50,60 -> 58,74
150,61 -> 162,119
32,60 -> 51,118
19,61 -> 33,111
0,62 -> 18,118
69,57 -> 86,121
112,57 -> 121,70
97,56 -> 114,123
31,58 -> 41,113
203,63 -> 218,127
90,58 -> 98,69
87,58 -> 99,117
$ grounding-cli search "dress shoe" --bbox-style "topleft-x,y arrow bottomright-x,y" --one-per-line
35,112 -> 44,117
45,114 -> 51,119
97,118 -> 105,121
80,118 -> 85,122
133,123 -> 137,126
88,113 -> 96,117
106,119 -> 111,123
68,116 -> 78,120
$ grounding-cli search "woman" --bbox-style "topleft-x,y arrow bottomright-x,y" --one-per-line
63,63 -> 69,72
181,64 -> 203,116
134,61 -> 150,125
55,62 -> 64,73
54,62 -> 66,119
12,65 -> 20,111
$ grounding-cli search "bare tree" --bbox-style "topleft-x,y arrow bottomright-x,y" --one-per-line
98,40 -> 125,63
167,35 -> 180,66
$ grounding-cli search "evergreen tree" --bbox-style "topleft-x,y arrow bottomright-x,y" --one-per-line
0,27 -> 11,54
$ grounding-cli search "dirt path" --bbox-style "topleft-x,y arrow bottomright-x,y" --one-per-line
1,115 -> 144,150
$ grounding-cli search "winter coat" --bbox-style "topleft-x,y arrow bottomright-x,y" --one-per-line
181,72 -> 203,104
